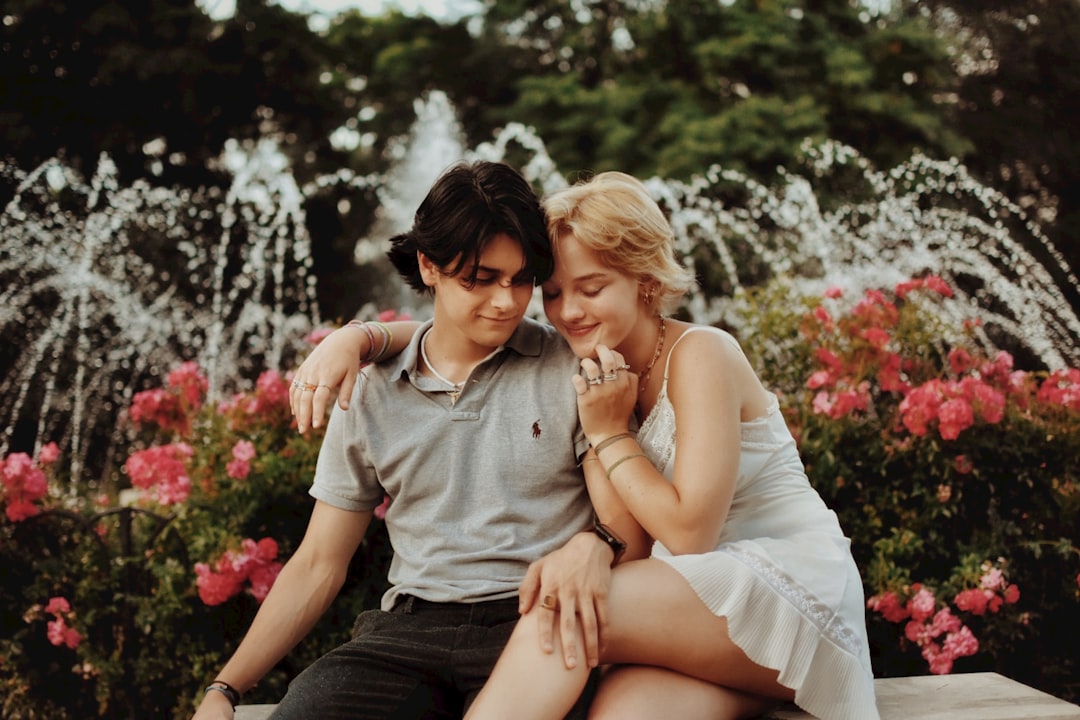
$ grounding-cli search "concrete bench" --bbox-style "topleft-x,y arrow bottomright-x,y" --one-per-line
235,672 -> 1080,719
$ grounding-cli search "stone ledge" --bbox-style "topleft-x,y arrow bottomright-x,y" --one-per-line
235,672 -> 1080,720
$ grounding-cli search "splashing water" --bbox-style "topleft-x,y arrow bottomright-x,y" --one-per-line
3,91 -> 1078,487
0,139 -> 319,484
477,124 -> 1080,370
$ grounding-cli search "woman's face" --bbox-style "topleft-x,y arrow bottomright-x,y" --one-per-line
541,232 -> 641,359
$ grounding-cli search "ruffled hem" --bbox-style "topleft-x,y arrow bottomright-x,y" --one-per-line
655,547 -> 879,720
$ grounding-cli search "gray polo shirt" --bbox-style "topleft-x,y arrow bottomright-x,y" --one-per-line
311,317 -> 593,610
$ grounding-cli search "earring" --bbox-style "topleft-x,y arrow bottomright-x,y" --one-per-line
641,286 -> 656,306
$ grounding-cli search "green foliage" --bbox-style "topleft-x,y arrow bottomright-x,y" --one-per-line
737,276 -> 1080,700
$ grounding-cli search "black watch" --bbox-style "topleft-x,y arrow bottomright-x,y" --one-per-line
592,521 -> 627,565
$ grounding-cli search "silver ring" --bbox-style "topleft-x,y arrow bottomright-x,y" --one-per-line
586,376 -> 603,386
618,364 -> 631,370
602,372 -> 618,382
317,383 -> 332,389
292,380 -> 303,388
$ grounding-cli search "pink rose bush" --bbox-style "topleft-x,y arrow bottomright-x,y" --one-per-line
195,537 -> 283,605
1,315 -> 402,719
0,443 -> 57,521
738,278 -> 1079,689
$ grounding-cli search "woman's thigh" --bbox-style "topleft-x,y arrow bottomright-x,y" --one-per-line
589,665 -> 780,720
599,559 -> 794,701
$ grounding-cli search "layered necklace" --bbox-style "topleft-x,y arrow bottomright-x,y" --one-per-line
420,330 -> 465,405
636,315 -> 667,395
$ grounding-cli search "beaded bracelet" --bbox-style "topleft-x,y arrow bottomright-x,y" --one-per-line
204,680 -> 241,709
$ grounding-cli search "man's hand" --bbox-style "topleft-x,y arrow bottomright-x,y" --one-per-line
518,531 -> 614,670
190,685 -> 234,720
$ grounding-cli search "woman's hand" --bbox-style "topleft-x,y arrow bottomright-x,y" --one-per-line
572,345 -> 637,442
290,327 -> 365,433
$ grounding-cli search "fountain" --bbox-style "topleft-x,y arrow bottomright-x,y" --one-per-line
3,90 -> 1079,488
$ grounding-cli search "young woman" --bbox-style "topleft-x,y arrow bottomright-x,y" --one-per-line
290,172 -> 878,720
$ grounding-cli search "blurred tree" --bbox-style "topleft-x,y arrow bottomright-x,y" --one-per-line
910,0 -> 1080,286
472,0 -> 967,183
0,0 -> 348,186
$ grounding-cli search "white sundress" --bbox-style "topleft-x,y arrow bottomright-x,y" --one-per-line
641,327 -> 879,720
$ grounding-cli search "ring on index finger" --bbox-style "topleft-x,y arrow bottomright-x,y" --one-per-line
540,594 -> 558,611
602,371 -> 618,382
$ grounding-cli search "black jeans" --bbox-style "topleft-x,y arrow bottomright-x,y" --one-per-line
269,596 -> 595,720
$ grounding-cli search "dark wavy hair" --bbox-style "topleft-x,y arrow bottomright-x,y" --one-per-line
386,161 -> 553,293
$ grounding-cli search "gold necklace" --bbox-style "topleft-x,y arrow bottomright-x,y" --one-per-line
636,316 -> 666,394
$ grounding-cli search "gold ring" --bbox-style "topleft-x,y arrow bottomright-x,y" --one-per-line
540,594 -> 558,611
301,383 -> 318,392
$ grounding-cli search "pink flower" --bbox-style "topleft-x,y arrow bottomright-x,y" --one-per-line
937,398 -> 974,440
226,440 -> 257,479
44,598 -> 82,649
908,587 -> 937,622
948,348 -> 975,375
226,459 -> 251,480
37,442 -> 60,465
195,537 -> 282,606
195,562 -> 245,606
304,327 -> 335,345
861,327 -> 890,349
166,361 -> 209,410
806,370 -> 833,390
980,567 -> 1005,591
954,588 -> 989,615
823,286 -> 844,299
46,618 -> 81,649
922,275 -> 953,297
44,597 -> 71,615
952,455 -> 973,475
2,452 -> 50,522
867,591 -> 909,623
942,625 -> 979,660
124,443 -> 194,506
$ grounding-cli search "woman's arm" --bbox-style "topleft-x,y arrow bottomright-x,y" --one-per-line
580,331 -> 748,555
579,448 -> 652,563
290,320 -> 421,432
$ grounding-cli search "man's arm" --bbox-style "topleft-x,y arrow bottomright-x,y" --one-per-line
192,501 -> 373,719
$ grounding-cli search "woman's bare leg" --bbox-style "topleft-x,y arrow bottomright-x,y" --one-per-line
466,559 -> 794,720
589,665 -> 780,720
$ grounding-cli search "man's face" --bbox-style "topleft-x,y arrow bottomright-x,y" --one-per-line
421,232 -> 534,352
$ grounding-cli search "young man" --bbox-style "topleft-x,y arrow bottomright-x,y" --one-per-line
191,161 -> 628,720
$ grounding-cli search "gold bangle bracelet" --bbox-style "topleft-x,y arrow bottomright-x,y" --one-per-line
592,432 -> 634,454
605,452 -> 646,478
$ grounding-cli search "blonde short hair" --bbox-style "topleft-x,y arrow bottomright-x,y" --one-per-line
543,172 -> 696,313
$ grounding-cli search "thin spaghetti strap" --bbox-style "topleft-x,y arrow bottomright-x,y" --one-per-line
661,325 -> 742,380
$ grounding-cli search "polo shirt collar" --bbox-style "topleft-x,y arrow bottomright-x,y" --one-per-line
389,316 -> 545,383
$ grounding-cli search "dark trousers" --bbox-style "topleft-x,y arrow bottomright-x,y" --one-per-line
269,596 -> 595,720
